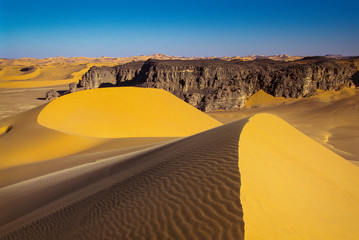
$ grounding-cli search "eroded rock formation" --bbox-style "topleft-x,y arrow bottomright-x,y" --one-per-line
80,57 -> 358,111
45,89 -> 60,101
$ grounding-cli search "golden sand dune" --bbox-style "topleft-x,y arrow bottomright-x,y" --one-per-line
0,87 -> 220,180
38,87 -> 221,138
240,114 -> 359,239
0,116 -> 246,239
1,87 -> 359,239
0,66 -> 41,81
1,113 -> 358,239
0,105 -> 104,170
209,88 -> 359,163
0,63 -> 90,88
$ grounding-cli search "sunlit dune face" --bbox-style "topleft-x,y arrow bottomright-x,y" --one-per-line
239,113 -> 359,239
38,87 -> 222,138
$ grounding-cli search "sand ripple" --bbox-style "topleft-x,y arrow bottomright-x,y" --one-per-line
0,119 -> 247,239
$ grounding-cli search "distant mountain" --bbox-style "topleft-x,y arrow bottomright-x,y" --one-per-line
2,54 -> 357,67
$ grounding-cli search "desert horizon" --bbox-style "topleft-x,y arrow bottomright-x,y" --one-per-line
1,0 -> 359,239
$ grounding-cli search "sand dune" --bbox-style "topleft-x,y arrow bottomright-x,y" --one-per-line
209,88 -> 359,163
0,105 -> 104,170
0,66 -> 41,81
0,87 -> 220,182
38,87 -> 221,138
239,114 -> 359,239
0,118 -> 246,240
0,64 -> 89,88
1,86 -> 359,239
1,113 -> 358,239
0,136 -> 178,188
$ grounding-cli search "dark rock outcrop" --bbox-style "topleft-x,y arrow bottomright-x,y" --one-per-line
69,82 -> 77,93
20,66 -> 36,72
81,61 -> 145,89
80,58 -> 357,111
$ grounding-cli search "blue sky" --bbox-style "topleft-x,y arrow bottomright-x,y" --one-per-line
0,0 -> 358,58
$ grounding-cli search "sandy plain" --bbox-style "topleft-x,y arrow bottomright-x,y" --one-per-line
0,56 -> 358,239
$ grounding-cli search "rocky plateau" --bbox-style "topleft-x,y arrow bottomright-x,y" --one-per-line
77,57 -> 359,111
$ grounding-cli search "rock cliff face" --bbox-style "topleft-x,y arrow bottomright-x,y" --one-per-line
80,58 -> 357,111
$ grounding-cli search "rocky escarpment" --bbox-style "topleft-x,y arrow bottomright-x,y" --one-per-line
80,57 -> 358,111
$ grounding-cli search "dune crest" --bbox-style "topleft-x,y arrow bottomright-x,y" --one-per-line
38,87 -> 222,138
1,111 -> 359,239
239,113 -> 359,239
1,82 -> 358,239
0,117 -> 246,239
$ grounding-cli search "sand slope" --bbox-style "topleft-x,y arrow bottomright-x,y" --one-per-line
209,88 -> 359,163
1,87 -> 359,239
1,113 -> 358,239
0,87 -> 220,182
0,64 -> 90,88
0,106 -> 104,170
0,119 -> 246,240
239,114 -> 359,239
38,87 -> 221,138
0,66 -> 41,81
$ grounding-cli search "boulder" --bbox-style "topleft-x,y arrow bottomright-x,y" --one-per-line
45,89 -> 60,101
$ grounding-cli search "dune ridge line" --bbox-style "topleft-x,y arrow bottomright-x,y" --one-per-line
0,118 -> 247,239
239,113 -> 359,239
37,87 -> 222,138
1,86 -> 358,239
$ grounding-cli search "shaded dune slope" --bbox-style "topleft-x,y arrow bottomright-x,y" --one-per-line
2,114 -> 358,239
0,105 -> 105,170
0,119 -> 247,240
0,87 -> 221,172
